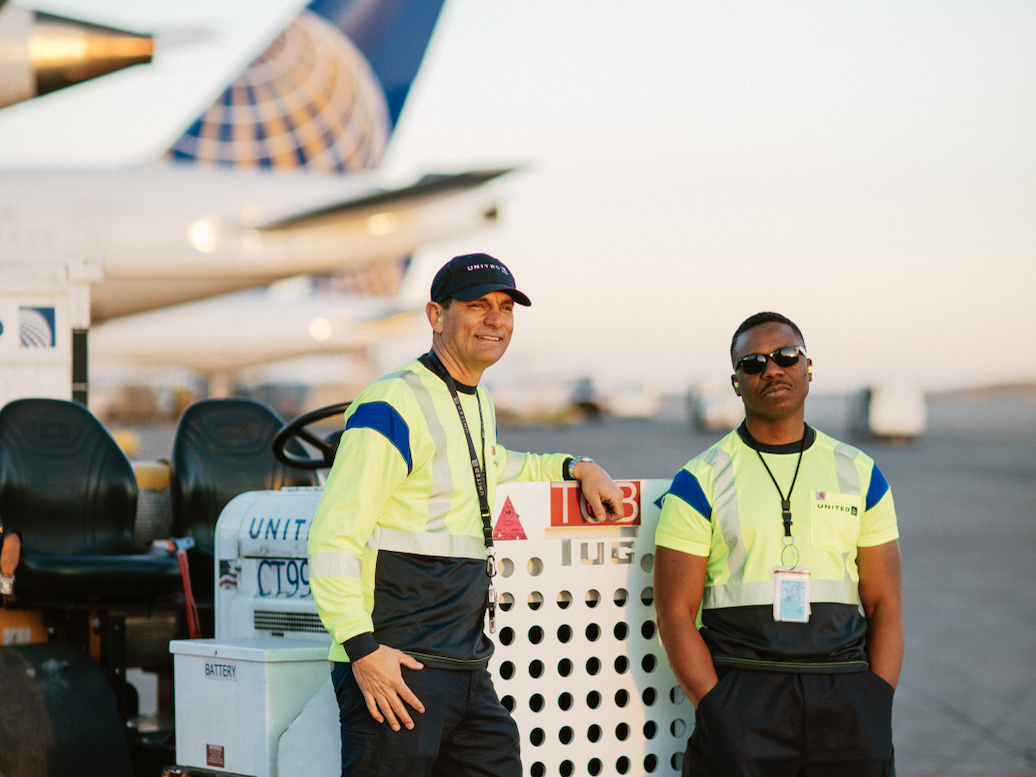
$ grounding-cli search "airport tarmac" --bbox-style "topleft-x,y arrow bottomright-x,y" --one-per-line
499,393 -> 1036,775
128,392 -> 1036,775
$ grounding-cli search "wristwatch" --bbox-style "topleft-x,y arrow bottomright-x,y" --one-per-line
566,455 -> 593,480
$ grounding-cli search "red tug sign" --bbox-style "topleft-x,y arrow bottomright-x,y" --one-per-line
549,481 -> 642,528
493,496 -> 528,540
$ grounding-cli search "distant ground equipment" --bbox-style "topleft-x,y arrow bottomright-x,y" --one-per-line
849,385 -> 927,440
606,385 -> 661,420
689,385 -> 744,432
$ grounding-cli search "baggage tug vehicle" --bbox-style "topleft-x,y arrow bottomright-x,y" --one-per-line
0,398 -> 687,777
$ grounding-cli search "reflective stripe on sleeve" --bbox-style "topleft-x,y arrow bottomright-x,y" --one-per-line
308,551 -> 361,579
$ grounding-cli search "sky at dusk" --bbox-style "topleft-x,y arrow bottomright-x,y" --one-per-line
382,0 -> 1036,395
2,0 -> 1033,395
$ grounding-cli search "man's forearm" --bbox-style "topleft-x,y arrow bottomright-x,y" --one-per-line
658,616 -> 719,708
655,547 -> 716,707
866,602 -> 904,689
857,540 -> 905,690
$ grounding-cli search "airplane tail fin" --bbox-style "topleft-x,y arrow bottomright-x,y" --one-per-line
167,0 -> 446,174
311,0 -> 446,130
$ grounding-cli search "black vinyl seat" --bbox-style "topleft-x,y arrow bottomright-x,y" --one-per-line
0,399 -> 182,604
170,398 -> 318,614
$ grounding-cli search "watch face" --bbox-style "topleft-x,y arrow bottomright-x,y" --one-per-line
569,456 -> 592,479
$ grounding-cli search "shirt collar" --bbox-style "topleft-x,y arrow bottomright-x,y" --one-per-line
419,352 -> 478,394
737,422 -> 815,454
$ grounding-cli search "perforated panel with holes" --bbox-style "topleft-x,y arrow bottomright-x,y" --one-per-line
488,479 -> 687,777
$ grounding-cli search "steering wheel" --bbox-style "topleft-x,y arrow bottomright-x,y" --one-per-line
272,402 -> 351,469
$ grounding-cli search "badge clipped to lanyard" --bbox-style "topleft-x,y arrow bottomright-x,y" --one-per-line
756,436 -> 812,623
773,567 -> 811,623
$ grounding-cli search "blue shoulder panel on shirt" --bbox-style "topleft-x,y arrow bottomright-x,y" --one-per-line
865,464 -> 889,510
345,401 -> 412,474
667,469 -> 712,521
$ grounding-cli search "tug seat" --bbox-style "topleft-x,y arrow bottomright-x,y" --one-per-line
0,398 -> 182,604
170,398 -> 318,622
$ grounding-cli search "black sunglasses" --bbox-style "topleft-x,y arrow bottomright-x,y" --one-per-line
735,346 -> 807,375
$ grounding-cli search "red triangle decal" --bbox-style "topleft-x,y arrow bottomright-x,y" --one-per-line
493,496 -> 528,540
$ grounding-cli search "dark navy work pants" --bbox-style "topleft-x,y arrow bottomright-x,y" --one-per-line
683,669 -> 896,777
331,662 -> 521,777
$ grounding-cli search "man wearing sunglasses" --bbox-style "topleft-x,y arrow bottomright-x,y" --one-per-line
655,312 -> 903,776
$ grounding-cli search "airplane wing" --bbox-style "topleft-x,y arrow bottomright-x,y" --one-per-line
258,169 -> 511,232
78,165 -> 510,322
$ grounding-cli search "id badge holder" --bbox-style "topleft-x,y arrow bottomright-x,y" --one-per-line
773,568 -> 811,623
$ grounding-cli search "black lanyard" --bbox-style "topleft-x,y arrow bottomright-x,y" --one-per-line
421,351 -> 493,547
422,352 -> 499,634
421,351 -> 499,630
755,432 -> 807,540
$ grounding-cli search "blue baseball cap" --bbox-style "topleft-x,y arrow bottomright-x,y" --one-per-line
430,253 -> 531,306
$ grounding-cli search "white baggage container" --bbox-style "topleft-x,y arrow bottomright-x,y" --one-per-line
170,637 -> 330,777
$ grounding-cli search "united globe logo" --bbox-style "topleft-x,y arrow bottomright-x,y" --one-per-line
167,11 -> 389,174
19,306 -> 56,348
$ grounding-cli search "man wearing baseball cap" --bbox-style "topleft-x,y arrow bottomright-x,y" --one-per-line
309,253 -> 623,776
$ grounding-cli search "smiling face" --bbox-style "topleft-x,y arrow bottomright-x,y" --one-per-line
428,291 -> 515,384
731,321 -> 812,426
